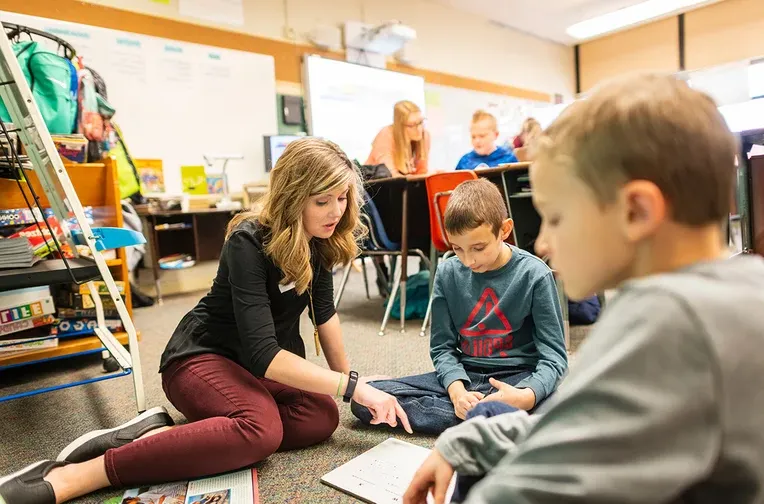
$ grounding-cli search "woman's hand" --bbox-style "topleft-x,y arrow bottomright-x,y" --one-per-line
353,382 -> 413,434
403,449 -> 455,504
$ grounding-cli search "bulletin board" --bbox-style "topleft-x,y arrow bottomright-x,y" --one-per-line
0,10 -> 278,194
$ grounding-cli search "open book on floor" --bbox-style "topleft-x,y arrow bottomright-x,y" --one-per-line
321,438 -> 455,504
119,468 -> 259,504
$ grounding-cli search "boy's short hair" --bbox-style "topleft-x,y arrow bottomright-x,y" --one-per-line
472,110 -> 498,131
444,179 -> 508,236
535,74 -> 737,226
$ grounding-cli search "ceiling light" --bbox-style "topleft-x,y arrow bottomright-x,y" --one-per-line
566,0 -> 708,40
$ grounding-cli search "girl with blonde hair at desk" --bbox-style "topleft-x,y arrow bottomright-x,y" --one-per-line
367,100 -> 431,177
0,138 -> 411,504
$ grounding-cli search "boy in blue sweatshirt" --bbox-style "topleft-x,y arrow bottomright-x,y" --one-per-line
455,111 -> 518,170
352,179 -> 568,434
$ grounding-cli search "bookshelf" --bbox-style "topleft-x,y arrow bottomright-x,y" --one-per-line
0,158 -> 139,370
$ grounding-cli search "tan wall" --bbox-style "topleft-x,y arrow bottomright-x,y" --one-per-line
1,0 -> 574,100
579,0 -> 764,92
686,0 -> 764,70
579,17 -> 678,92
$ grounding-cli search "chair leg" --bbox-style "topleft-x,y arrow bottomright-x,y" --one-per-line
379,255 -> 403,336
361,257 -> 370,299
334,261 -> 353,308
420,250 -> 452,337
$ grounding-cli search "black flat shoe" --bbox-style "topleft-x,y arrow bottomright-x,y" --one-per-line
56,406 -> 174,464
0,460 -> 64,504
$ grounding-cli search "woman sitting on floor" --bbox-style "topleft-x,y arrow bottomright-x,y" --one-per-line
0,138 -> 411,504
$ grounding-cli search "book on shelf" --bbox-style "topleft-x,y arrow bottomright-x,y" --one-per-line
0,325 -> 58,353
0,296 -> 55,325
120,468 -> 259,504
57,307 -> 120,319
0,207 -> 94,229
0,236 -> 39,268
8,217 -> 66,258
53,318 -> 123,336
0,286 -> 51,306
60,280 -> 126,295
0,313 -> 56,337
54,291 -> 117,311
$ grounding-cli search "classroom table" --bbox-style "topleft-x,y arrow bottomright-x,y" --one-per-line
364,163 -> 535,331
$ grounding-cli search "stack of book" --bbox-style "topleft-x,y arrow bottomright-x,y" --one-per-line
0,286 -> 58,354
0,127 -> 32,179
0,237 -> 38,269
53,281 -> 125,337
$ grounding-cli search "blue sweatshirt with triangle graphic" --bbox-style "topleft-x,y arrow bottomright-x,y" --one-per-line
430,246 -> 568,403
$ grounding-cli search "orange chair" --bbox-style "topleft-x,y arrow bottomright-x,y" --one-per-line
420,170 -> 478,336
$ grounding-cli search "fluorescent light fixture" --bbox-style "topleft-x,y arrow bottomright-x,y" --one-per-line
567,0 -> 708,40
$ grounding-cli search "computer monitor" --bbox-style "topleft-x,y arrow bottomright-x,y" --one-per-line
264,135 -> 302,172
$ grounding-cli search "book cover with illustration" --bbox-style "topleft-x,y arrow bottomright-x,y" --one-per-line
181,165 -> 208,195
118,468 -> 258,504
136,159 -> 165,193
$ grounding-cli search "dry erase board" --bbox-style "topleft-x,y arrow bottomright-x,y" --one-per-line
0,10 -> 278,194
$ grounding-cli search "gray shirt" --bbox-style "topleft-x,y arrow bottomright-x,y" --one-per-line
436,255 -> 764,503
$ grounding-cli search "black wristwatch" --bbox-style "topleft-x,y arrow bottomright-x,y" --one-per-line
343,370 -> 359,403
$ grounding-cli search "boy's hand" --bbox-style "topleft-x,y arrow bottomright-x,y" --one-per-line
481,378 -> 536,410
403,449 -> 454,504
454,391 -> 484,420
447,381 -> 484,419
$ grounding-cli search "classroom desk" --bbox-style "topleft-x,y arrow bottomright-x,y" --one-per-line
137,206 -> 239,303
364,163 -> 534,330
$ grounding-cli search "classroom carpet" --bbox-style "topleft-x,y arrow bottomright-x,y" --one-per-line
0,268 -> 591,504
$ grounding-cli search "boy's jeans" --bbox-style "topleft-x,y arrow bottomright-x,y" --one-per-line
350,368 -> 531,435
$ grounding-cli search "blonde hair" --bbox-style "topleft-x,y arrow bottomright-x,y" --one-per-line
392,100 -> 427,175
535,74 -> 737,225
471,110 -> 498,131
445,179 -> 508,236
226,138 -> 366,294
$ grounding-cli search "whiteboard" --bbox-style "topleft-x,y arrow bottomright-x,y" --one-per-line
303,56 -> 426,164
424,83 -> 548,170
0,11 -> 277,194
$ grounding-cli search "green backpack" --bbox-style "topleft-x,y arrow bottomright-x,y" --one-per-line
0,41 -> 77,134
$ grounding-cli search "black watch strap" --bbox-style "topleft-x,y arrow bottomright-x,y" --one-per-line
343,370 -> 359,403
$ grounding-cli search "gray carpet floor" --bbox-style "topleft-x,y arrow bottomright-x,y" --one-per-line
0,267 -> 590,503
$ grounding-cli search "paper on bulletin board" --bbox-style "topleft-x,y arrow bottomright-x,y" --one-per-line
150,0 -> 171,4
179,0 -> 244,26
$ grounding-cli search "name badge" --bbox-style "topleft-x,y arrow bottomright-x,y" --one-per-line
278,282 -> 296,293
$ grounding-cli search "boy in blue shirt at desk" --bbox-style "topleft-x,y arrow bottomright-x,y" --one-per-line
455,111 -> 518,170
352,179 -> 568,434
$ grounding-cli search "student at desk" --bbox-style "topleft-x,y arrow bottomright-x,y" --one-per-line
456,110 -> 517,170
366,100 -> 431,177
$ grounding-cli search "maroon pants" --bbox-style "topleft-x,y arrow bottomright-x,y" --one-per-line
104,353 -> 339,487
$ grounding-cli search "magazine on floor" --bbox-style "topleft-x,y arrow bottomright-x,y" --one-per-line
321,438 -> 455,504
119,468 -> 259,504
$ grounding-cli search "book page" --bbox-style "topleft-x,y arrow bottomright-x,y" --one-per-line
321,438 -> 454,504
185,469 -> 255,504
